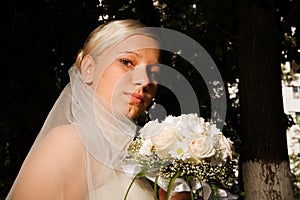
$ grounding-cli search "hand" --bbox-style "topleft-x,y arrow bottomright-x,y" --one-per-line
158,188 -> 191,200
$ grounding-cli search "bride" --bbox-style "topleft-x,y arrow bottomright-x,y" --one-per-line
6,19 -> 190,200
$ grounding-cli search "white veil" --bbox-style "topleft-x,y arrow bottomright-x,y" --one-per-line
6,20 -> 159,200
6,66 -> 153,200
69,64 -> 136,168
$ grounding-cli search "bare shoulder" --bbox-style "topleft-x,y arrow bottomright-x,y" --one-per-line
36,124 -> 85,161
46,124 -> 80,142
12,124 -> 87,199
44,124 -> 84,150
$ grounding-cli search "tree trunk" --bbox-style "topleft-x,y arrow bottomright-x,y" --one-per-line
242,161 -> 293,199
236,0 -> 294,199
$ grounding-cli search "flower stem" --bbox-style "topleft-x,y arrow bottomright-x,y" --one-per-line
195,175 -> 207,200
187,177 -> 195,200
166,172 -> 180,200
190,188 -> 195,200
154,175 -> 159,200
124,172 -> 144,200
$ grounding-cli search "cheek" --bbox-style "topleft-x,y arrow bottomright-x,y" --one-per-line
94,71 -> 124,102
95,79 -> 112,102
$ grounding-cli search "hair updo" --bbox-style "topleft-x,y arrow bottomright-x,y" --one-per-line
75,19 -> 147,69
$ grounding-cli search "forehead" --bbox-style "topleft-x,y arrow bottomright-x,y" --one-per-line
97,34 -> 160,65
114,34 -> 159,52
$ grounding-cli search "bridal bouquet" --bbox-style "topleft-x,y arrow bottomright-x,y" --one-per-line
124,114 -> 238,200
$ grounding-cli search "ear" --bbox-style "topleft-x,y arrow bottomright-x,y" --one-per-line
80,55 -> 95,84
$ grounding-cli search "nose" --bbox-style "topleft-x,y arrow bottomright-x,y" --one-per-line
132,65 -> 150,88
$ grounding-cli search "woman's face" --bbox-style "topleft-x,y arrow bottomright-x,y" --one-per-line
92,35 -> 160,120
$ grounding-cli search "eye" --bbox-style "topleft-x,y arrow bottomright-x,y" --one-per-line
149,71 -> 160,82
119,58 -> 134,68
147,64 -> 160,82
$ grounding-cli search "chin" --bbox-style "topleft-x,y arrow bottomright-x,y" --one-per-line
127,105 -> 145,120
128,112 -> 140,120
127,111 -> 145,121
126,114 -> 135,120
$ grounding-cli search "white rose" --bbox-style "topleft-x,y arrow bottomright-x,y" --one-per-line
218,135 -> 233,160
184,115 -> 209,137
208,124 -> 221,137
211,135 -> 233,165
164,115 -> 180,124
151,127 -> 179,159
139,139 -> 154,156
167,114 -> 204,140
187,135 -> 216,163
139,119 -> 163,139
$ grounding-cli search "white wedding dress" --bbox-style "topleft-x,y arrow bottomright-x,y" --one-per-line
92,171 -> 154,200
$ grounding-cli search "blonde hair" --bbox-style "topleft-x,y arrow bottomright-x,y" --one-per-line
75,19 -> 148,68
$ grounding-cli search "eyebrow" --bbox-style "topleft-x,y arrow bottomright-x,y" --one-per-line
120,51 -> 142,58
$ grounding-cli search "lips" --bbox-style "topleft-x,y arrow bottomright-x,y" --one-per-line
128,93 -> 144,104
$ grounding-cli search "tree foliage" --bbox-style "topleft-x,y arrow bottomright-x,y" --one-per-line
1,0 -> 300,199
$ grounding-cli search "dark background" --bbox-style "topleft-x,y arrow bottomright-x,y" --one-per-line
1,0 -> 300,199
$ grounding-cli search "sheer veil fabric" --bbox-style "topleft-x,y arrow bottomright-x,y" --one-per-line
6,22 -> 159,199
69,65 -> 154,199
6,65 -> 155,200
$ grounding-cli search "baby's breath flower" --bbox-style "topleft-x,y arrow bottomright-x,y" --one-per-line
125,114 -> 239,199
